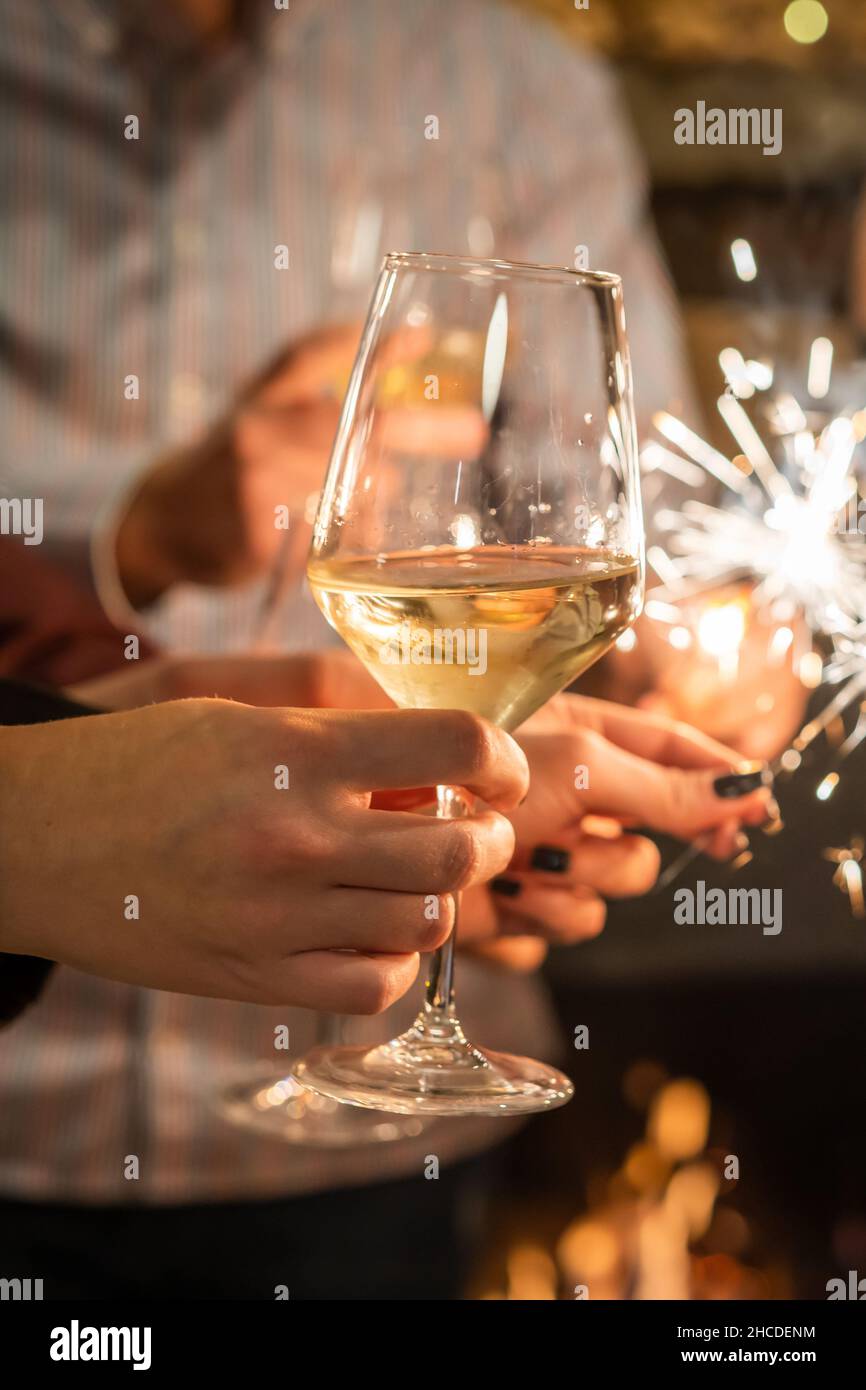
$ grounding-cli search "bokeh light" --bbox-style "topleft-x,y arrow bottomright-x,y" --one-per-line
784,1 -> 829,45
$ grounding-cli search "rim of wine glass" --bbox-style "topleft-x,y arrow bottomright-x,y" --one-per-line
382,250 -> 621,289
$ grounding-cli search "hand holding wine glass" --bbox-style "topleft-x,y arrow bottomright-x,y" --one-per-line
0,699 -> 526,1010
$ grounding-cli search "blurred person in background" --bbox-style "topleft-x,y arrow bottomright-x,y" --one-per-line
0,0 -> 747,1298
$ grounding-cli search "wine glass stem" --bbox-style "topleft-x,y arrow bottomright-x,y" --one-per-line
423,785 -> 469,1022
315,1012 -> 345,1046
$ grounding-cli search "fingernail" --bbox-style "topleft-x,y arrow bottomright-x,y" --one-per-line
731,831 -> 750,856
713,763 -> 772,799
530,845 -> 571,874
491,877 -> 522,898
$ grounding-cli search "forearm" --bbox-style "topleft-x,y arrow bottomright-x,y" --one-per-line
0,720 -> 55,1024
0,683 -> 101,1023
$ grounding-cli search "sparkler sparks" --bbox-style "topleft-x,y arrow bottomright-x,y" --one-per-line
642,348 -> 866,912
823,838 -> 865,919
648,404 -> 866,633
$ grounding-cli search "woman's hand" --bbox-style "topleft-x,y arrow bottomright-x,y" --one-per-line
0,700 -> 526,1010
457,692 -> 774,951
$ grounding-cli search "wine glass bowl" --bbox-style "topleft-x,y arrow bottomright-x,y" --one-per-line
294,252 -> 645,1117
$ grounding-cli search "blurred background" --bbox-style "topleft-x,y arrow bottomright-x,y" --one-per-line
468,0 -> 866,1302
535,0 -> 866,434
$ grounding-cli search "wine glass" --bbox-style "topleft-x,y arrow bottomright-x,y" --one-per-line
217,1013 -> 428,1147
291,252 -> 645,1117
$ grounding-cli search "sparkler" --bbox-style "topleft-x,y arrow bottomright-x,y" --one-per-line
645,402 -> 866,637
642,334 -> 866,913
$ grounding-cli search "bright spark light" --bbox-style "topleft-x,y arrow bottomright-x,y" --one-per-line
769,625 -> 794,662
816,772 -> 839,801
730,239 -> 758,282
719,347 -> 755,400
697,599 -> 747,679
824,838 -> 865,918
807,337 -> 834,400
450,513 -> 479,549
719,350 -> 773,400
646,391 -> 866,636
697,603 -> 746,656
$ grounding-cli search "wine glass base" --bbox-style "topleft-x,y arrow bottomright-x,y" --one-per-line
218,1073 -> 430,1147
292,1034 -> 574,1117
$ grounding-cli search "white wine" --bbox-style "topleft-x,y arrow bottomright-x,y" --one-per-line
308,546 -> 641,731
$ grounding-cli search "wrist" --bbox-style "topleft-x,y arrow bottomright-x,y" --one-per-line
0,689 -> 101,959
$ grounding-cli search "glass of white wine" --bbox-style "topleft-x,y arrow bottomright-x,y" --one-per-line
293,252 -> 645,1116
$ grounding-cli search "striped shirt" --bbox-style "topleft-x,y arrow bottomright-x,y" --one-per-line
0,0 -> 693,1201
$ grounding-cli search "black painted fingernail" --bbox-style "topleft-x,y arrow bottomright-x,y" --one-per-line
491,877 -> 522,898
530,845 -> 571,874
713,765 -> 772,799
